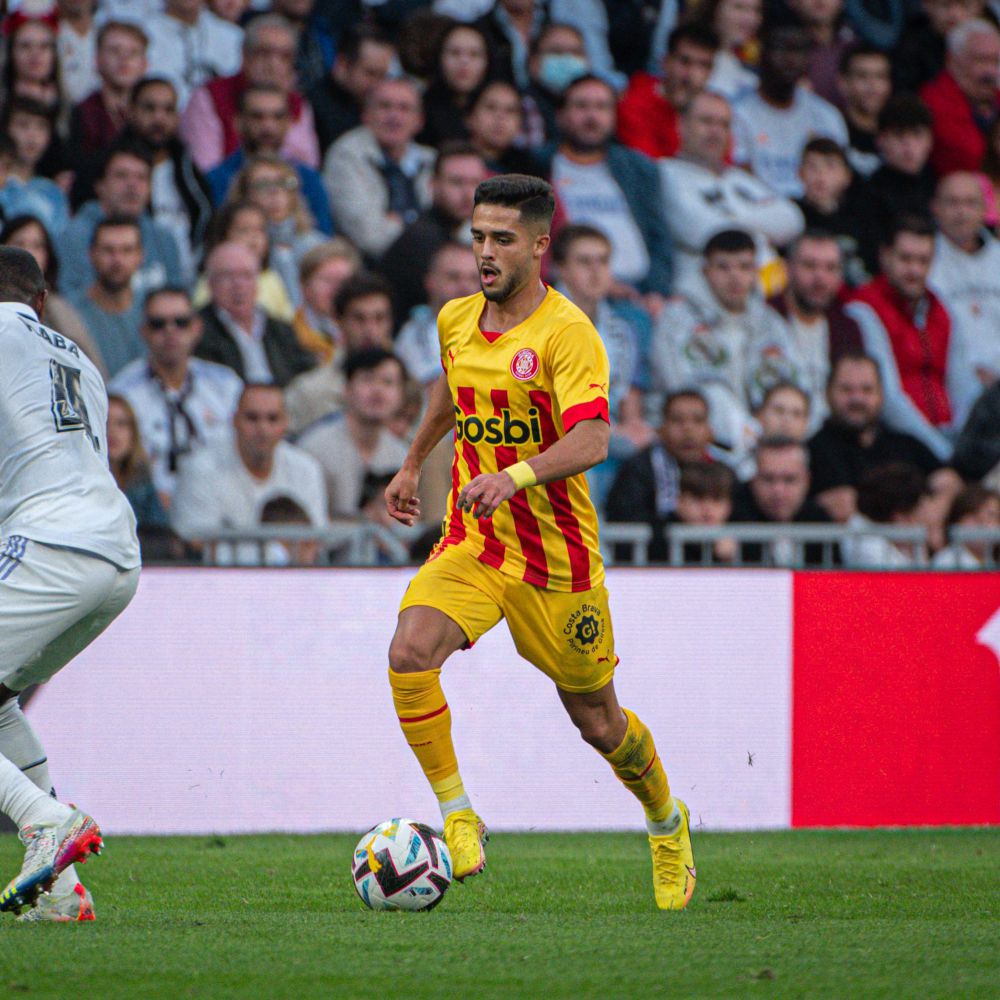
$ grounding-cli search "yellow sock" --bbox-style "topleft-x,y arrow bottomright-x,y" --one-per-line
600,708 -> 674,824
389,667 -> 467,807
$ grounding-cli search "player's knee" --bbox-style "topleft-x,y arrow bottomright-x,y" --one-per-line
388,634 -> 438,673
573,715 -> 620,754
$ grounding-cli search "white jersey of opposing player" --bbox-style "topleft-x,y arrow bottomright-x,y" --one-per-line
0,301 -> 140,570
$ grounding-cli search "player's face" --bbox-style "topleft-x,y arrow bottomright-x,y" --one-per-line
346,360 -> 405,425
234,388 -> 288,457
340,294 -> 393,350
558,236 -> 612,302
471,203 -> 548,303
827,359 -> 883,428
753,448 -> 810,522
660,397 -> 711,463
143,293 -> 201,364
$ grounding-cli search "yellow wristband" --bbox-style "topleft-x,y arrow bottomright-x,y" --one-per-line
505,461 -> 537,490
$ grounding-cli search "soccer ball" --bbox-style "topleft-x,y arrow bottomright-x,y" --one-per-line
352,818 -> 453,911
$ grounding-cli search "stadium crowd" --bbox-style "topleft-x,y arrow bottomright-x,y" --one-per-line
2,0 -> 1000,568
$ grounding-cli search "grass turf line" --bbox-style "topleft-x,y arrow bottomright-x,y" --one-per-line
1,829 -> 998,1000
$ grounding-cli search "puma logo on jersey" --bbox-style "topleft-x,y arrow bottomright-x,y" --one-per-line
448,349 -> 457,367
588,382 -> 607,392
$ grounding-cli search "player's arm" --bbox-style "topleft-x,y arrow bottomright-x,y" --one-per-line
385,372 -> 455,526
457,417 -> 609,519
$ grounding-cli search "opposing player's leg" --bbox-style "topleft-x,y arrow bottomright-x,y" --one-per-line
0,543 -> 138,916
391,548 -> 504,880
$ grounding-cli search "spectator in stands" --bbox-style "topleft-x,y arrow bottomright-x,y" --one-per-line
57,0 -> 100,105
606,390 -> 714,561
789,0 -> 858,104
197,200 -> 295,321
67,217 -> 149,379
106,392 -> 172,551
696,0 -> 761,102
547,73 -> 673,303
929,172 -> 1000,389
843,462 -> 930,567
68,21 -> 148,162
794,139 -> 869,287
285,271 -> 395,434
671,461 -> 739,565
921,19 -> 1000,176
847,216 -> 975,460
298,348 -> 409,518
617,23 -> 719,160
730,436 -> 833,565
837,44 -> 892,177
933,485 -> 1000,567
768,231 -> 864,425
952,380 -> 1000,481
145,0 -> 243,109
395,240 -> 481,388
3,13 -> 64,115
206,82 -> 332,235
115,77 -> 213,282
228,154 -> 327,306
659,90 -> 804,292
60,143 -> 186,296
323,77 -> 435,259
171,382 -> 328,556
473,0 -> 545,90
893,0 -> 978,93
419,21 -> 492,147
292,238 -> 361,365
196,240 -> 314,386
258,494 -> 323,567
306,23 -> 395,157
464,80 -> 543,177
181,14 -> 320,172
855,95 -> 937,275
266,0 -> 336,96
0,213 -> 106,377
0,102 -> 68,238
379,142 -> 487,325
110,286 -> 244,504
982,119 -> 1000,229
731,9 -> 848,198
807,352 -> 960,523
757,382 -> 812,442
651,229 -> 803,455
520,22 -> 590,148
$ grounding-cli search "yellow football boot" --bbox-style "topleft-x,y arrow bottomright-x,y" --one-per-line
443,808 -> 488,881
648,799 -> 696,910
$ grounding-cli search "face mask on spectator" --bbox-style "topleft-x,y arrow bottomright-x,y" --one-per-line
539,54 -> 588,93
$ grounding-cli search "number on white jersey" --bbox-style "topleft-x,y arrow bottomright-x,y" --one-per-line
49,359 -> 99,452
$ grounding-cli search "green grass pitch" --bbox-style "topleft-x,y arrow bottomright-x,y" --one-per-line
1,828 -> 998,999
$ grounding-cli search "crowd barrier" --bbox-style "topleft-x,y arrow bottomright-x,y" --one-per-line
26,568 -> 1000,834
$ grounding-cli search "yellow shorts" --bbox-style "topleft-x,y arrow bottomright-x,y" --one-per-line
399,543 -> 617,694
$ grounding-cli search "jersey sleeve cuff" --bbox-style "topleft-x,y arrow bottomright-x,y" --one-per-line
562,398 -> 610,432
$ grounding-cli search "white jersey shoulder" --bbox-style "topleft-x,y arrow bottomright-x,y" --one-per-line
0,302 -> 140,569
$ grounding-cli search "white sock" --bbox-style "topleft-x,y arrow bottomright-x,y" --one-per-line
646,800 -> 681,837
439,792 -> 473,822
0,754 -> 70,828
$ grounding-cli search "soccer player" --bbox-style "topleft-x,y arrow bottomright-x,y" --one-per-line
0,247 -> 141,921
383,175 -> 695,909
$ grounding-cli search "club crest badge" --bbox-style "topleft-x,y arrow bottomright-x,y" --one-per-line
510,347 -> 540,381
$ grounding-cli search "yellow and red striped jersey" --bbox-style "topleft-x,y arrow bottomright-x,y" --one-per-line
433,286 -> 610,593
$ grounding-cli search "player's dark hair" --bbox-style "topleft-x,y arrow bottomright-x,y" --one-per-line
759,380 -> 811,414
129,75 -> 177,106
946,485 -> 1000,528
0,214 -> 58,286
474,174 -> 555,230
342,346 -> 405,381
838,42 -> 890,76
91,214 -> 142,248
703,228 -> 755,257
679,461 -> 735,500
667,22 -> 720,55
0,245 -> 46,304
143,284 -> 192,313
877,94 -> 932,134
663,388 -> 708,417
827,350 -> 881,389
802,137 -> 850,168
260,494 -> 311,525
551,223 -> 611,265
881,213 -> 935,250
334,271 -> 394,319
857,462 -> 926,522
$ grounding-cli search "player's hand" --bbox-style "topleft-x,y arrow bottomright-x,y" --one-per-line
385,466 -> 422,526
456,471 -> 517,519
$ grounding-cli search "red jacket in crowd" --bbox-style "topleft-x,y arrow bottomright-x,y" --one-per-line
849,274 -> 953,427
616,72 -> 681,160
920,69 -> 1000,176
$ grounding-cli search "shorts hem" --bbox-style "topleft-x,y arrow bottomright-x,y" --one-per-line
399,594 -> 478,647
552,668 -> 616,695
